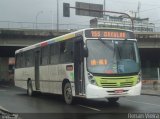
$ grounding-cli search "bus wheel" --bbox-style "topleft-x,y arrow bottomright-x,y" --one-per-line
63,82 -> 73,104
27,80 -> 33,96
107,97 -> 119,103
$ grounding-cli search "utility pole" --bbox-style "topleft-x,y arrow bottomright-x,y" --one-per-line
137,1 -> 141,18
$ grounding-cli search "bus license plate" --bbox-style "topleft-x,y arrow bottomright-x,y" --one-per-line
115,89 -> 123,94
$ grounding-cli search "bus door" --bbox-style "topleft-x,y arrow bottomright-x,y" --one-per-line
74,37 -> 85,95
35,50 -> 40,90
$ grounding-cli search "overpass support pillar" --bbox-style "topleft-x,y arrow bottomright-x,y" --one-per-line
0,57 -> 9,83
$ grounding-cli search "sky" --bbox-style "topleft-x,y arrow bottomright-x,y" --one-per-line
0,0 -> 160,30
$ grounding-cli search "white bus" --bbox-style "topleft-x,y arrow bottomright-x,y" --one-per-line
15,28 -> 141,104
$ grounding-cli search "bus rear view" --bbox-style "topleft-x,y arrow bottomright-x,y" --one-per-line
85,29 -> 141,102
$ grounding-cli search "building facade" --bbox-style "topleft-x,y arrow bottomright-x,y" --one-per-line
90,15 -> 155,32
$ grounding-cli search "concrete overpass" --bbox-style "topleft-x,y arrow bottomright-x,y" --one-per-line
0,29 -> 72,57
1,28 -> 160,48
135,32 -> 160,48
0,28 -> 160,81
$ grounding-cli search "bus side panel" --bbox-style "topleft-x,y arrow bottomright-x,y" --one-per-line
44,63 -> 75,96
40,65 -> 59,94
14,67 -> 34,90
39,65 -> 60,94
39,65 -> 56,93
38,63 -> 75,96
48,64 -> 61,94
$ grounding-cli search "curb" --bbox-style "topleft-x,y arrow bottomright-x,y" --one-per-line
141,93 -> 160,97
0,106 -> 12,114
0,106 -> 20,119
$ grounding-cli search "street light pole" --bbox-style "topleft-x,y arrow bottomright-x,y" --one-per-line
57,0 -> 59,34
50,10 -> 54,31
36,11 -> 43,29
103,0 -> 106,16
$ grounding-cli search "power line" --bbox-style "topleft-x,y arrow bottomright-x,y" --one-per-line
140,6 -> 160,13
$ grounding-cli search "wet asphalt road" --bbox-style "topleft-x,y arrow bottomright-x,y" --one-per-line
0,85 -> 160,119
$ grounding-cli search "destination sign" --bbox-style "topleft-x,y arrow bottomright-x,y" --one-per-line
85,29 -> 135,39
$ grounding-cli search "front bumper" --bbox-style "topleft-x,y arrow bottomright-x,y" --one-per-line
86,81 -> 142,98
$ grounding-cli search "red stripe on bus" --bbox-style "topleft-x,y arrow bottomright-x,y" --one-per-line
41,42 -> 48,47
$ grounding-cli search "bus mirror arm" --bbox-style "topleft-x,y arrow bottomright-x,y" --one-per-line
83,47 -> 88,58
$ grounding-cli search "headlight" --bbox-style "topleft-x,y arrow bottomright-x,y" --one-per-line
137,72 -> 142,83
88,72 -> 97,85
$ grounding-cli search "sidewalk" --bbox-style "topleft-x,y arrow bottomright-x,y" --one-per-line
141,84 -> 160,96
141,89 -> 160,96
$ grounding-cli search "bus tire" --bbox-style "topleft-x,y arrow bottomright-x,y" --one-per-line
63,82 -> 73,104
27,80 -> 33,96
107,97 -> 119,103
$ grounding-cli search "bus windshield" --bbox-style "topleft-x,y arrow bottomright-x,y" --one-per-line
87,39 -> 140,75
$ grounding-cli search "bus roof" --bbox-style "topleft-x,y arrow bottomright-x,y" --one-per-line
15,28 -> 133,54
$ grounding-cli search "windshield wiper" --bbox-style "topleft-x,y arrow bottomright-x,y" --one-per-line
116,44 -> 121,59
98,38 -> 114,51
113,41 -> 122,74
98,37 -> 106,44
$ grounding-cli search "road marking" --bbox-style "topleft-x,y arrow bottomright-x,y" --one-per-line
124,98 -> 160,107
0,90 -> 6,91
78,104 -> 101,111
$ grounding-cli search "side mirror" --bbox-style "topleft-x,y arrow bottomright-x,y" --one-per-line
83,46 -> 88,57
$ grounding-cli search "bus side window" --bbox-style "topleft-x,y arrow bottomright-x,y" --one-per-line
25,51 -> 34,67
50,44 -> 54,64
25,51 -> 29,67
60,40 -> 73,63
50,43 -> 60,65
66,40 -> 74,62
15,55 -> 17,68
60,42 -> 66,63
15,54 -> 20,68
41,46 -> 49,65
20,53 -> 25,68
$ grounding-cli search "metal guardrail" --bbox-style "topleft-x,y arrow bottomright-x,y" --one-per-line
0,20 -> 160,32
0,21 -> 89,31
135,32 -> 160,38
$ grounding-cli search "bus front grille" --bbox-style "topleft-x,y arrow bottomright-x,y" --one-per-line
100,82 -> 133,88
120,82 -> 133,87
